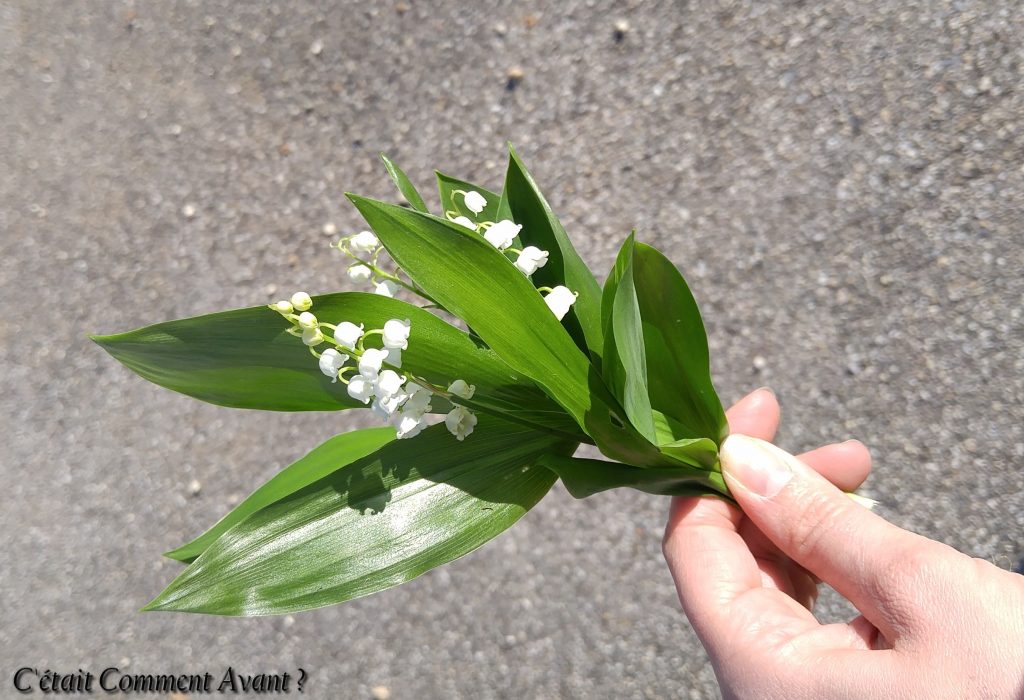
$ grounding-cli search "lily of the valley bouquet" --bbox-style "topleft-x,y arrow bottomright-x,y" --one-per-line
95,148 -> 734,616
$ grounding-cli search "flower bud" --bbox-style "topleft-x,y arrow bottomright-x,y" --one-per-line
382,318 -> 411,350
333,321 -> 363,350
290,292 -> 313,312
349,230 -> 379,254
483,219 -> 522,250
463,190 -> 487,215
515,246 -> 550,275
302,327 -> 325,346
297,311 -> 318,330
348,264 -> 372,282
271,300 -> 294,314
452,216 -> 476,231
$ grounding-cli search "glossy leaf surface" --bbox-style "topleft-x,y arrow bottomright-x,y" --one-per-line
145,417 -> 565,615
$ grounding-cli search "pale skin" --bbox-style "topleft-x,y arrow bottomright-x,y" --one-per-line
663,388 -> 1024,699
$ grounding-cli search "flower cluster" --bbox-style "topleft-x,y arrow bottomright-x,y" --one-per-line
270,292 -> 477,441
445,189 -> 578,320
337,229 -> 405,299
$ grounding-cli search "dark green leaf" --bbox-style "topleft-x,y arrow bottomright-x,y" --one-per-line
347,195 -> 672,467
436,171 -> 501,222
381,154 -> 429,213
166,427 -> 396,563
144,416 -> 567,615
93,293 -> 568,427
537,453 -> 730,500
504,147 -> 604,362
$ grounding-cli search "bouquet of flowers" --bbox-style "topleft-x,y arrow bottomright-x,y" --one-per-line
94,147 -> 732,616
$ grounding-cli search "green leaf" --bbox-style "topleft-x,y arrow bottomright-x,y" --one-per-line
381,154 -> 429,213
537,453 -> 730,500
436,172 -> 501,222
144,416 -> 567,615
93,293 -> 570,430
347,195 -> 671,467
601,234 -> 656,442
166,428 -> 396,563
504,147 -> 604,362
630,242 -> 728,444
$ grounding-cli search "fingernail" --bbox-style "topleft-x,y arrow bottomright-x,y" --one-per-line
755,386 -> 775,398
721,435 -> 793,499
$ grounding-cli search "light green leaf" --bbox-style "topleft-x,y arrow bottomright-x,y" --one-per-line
347,195 -> 671,467
93,293 -> 570,431
537,454 -> 730,500
602,234 -> 657,442
166,427 -> 396,563
630,242 -> 728,445
381,154 -> 429,213
504,147 -> 604,362
144,416 -> 567,615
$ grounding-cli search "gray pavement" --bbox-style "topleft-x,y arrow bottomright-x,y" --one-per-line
1,1 -> 1022,698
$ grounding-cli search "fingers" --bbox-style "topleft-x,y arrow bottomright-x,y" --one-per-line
720,435 -> 931,640
663,388 -> 781,652
799,440 -> 872,493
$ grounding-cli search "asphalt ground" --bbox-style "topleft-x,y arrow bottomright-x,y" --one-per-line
1,2 -> 1022,698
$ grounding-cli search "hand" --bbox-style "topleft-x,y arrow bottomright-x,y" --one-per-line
663,388 -> 1024,699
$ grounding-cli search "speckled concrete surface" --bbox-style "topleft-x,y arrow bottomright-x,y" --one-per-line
1,1 -> 1021,698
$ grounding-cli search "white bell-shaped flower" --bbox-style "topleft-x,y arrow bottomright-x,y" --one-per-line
392,410 -> 427,439
452,216 -> 476,231
318,348 -> 344,381
297,311 -> 318,330
271,300 -> 293,314
402,390 -> 432,416
375,369 -> 406,398
349,230 -> 380,254
515,246 -> 550,275
444,405 -> 478,441
371,391 -> 407,419
382,318 -> 411,350
463,191 -> 487,215
484,219 -> 522,250
447,379 -> 476,400
358,347 -> 389,377
302,327 -> 325,346
385,347 -> 402,368
346,375 -> 374,404
333,321 -> 364,351
543,285 -> 578,321
348,264 -> 372,282
374,280 -> 399,298
290,292 -> 313,312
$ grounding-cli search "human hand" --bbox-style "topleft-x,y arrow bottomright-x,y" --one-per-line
663,388 -> 1024,699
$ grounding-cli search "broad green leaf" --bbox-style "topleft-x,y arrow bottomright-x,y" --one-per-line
93,293 -> 572,434
657,437 -> 720,470
381,154 -> 429,213
602,234 -> 656,442
166,428 -> 396,563
436,171 -> 501,222
347,195 -> 673,467
504,147 -> 603,362
631,242 -> 728,444
537,454 -> 730,500
144,416 -> 567,615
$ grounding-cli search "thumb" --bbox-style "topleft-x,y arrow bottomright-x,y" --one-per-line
720,434 -> 925,638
